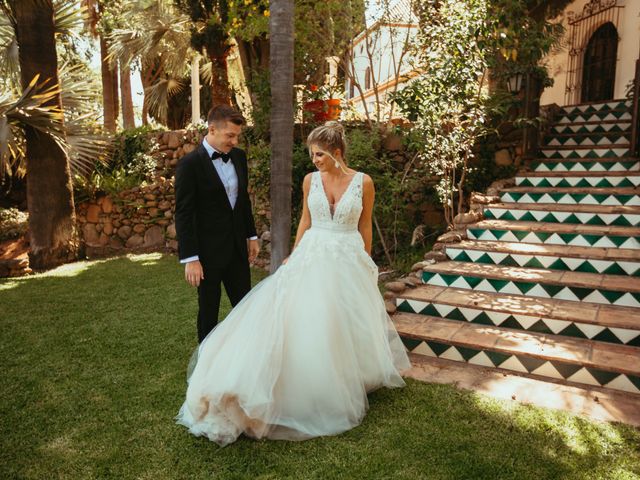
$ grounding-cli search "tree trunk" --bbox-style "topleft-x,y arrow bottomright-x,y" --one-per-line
120,63 -> 135,129
209,52 -> 232,107
100,36 -> 118,131
13,0 -> 78,270
269,0 -> 295,271
237,36 -> 270,111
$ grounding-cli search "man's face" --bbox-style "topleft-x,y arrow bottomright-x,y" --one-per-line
208,121 -> 242,153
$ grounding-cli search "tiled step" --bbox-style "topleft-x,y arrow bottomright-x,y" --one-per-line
516,172 -> 640,188
404,353 -> 640,426
394,312 -> 640,394
551,121 -> 631,135
531,159 -> 640,172
422,261 -> 640,307
499,188 -> 640,206
467,219 -> 640,249
540,147 -> 631,159
395,284 -> 640,345
446,239 -> 640,276
543,133 -> 630,147
484,203 -> 640,227
560,100 -> 632,115
557,110 -> 632,124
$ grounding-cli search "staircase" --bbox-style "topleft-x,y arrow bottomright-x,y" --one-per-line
391,99 -> 640,420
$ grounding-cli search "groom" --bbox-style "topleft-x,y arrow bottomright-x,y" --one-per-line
175,105 -> 260,343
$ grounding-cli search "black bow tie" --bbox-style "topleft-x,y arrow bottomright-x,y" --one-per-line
211,151 -> 231,163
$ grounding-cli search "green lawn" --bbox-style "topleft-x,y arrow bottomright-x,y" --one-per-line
1,253 -> 639,480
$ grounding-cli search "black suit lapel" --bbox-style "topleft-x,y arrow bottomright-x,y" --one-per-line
198,144 -> 232,210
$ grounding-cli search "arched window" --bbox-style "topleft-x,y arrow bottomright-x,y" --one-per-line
581,22 -> 618,102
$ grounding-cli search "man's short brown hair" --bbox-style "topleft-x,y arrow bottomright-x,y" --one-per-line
207,105 -> 246,127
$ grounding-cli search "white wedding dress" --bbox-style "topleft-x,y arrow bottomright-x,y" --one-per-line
176,171 -> 411,446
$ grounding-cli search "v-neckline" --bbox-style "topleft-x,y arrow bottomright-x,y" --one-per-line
317,171 -> 358,219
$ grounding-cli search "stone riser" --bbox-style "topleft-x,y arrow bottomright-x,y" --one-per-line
500,193 -> 640,207
421,271 -> 640,308
551,123 -> 631,135
557,112 -> 632,123
532,161 -> 640,172
484,207 -> 640,227
540,148 -> 631,159
402,337 -> 640,394
446,246 -> 640,277
560,101 -> 632,115
544,136 -> 630,147
396,299 -> 640,346
515,176 -> 640,188
467,228 -> 640,250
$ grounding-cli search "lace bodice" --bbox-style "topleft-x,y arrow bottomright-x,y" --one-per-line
308,171 -> 364,230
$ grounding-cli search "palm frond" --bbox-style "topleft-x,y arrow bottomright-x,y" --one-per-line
144,76 -> 188,125
0,7 -> 19,88
65,116 -> 113,177
53,0 -> 87,38
58,62 -> 102,115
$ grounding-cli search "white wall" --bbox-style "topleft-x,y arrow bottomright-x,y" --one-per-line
540,0 -> 640,106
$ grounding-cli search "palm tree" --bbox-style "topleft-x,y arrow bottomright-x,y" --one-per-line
269,0 -> 294,271
10,0 -> 77,269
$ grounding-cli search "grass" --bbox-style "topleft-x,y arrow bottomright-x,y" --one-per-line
1,253 -> 639,480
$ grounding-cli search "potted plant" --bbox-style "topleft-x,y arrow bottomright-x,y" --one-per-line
303,83 -> 344,121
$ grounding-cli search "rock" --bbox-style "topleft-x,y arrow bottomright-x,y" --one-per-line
470,192 -> 499,205
383,291 -> 395,300
143,193 -> 156,201
143,225 -> 164,247
82,223 -> 100,246
260,230 -> 271,242
158,200 -> 172,210
403,276 -> 422,287
103,222 -> 114,236
436,231 -> 464,243
133,224 -> 146,234
384,301 -> 397,314
411,261 -> 425,272
166,223 -> 176,239
109,236 -> 124,249
126,234 -> 144,248
495,148 -> 512,166
384,281 -> 406,293
117,225 -> 132,239
378,270 -> 395,282
86,204 -> 101,223
424,250 -> 448,262
170,158 -> 178,167
101,197 -> 114,214
99,233 -> 110,246
164,209 -> 173,218
167,239 -> 178,251
148,208 -> 160,217
183,143 -> 196,154
167,131 -> 182,149
95,223 -> 103,233
453,212 -> 480,225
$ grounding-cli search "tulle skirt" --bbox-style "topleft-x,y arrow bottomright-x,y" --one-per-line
175,225 -> 411,446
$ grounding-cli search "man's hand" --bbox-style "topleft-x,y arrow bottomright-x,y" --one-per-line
248,239 -> 260,264
185,260 -> 204,287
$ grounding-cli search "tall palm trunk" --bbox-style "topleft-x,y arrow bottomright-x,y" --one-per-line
120,63 -> 135,129
269,0 -> 294,271
100,36 -> 119,131
13,0 -> 78,270
209,52 -> 232,107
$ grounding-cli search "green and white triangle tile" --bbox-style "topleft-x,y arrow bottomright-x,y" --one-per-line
551,123 -> 632,134
467,228 -> 640,249
557,112 -> 633,123
544,135 -> 630,147
484,208 -> 640,227
541,148 -> 631,159
532,161 -> 640,172
515,175 -> 640,188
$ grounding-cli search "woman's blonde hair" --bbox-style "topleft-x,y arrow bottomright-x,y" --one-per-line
306,121 -> 348,173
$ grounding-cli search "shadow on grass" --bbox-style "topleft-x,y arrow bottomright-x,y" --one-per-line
0,254 -> 638,479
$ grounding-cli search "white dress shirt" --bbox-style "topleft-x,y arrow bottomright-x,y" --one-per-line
181,138 -> 258,264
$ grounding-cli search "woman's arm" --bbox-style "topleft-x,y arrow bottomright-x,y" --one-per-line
287,173 -> 313,259
358,174 -> 375,255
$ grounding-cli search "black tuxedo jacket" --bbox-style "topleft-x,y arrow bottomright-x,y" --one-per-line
175,144 -> 257,268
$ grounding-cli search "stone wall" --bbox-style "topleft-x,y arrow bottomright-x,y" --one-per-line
76,177 -> 177,258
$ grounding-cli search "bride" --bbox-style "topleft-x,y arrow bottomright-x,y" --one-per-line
176,121 -> 411,446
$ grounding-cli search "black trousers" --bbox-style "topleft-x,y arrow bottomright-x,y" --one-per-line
196,248 -> 251,343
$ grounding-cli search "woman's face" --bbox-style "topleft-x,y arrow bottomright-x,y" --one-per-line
310,144 -> 339,172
